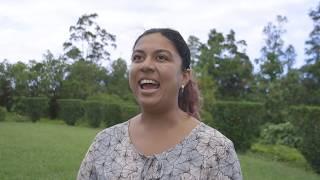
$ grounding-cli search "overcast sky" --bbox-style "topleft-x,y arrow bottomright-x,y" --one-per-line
0,0 -> 318,68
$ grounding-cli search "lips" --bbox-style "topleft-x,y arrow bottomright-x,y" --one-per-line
139,79 -> 160,90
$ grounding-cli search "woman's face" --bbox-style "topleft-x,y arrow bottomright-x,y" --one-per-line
129,33 -> 189,111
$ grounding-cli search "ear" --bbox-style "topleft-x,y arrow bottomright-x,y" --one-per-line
181,69 -> 191,87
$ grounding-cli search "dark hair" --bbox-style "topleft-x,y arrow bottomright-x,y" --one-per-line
133,28 -> 201,119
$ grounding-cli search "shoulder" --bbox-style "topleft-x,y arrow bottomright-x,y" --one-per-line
198,123 -> 243,179
197,122 -> 234,148
95,121 -> 128,141
92,121 -> 129,147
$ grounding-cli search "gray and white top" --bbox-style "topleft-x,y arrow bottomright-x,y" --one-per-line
77,121 -> 242,180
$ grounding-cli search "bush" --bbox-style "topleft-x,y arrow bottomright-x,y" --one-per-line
103,103 -> 122,127
259,122 -> 302,148
58,99 -> 84,126
290,105 -> 320,173
251,143 -> 308,166
14,97 -> 49,122
209,101 -> 264,152
83,101 -> 104,128
0,106 -> 6,121
121,104 -> 139,122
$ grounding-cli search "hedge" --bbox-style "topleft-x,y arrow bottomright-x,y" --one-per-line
208,101 -> 264,152
0,106 -> 6,121
82,100 -> 139,128
290,105 -> 320,173
58,99 -> 84,126
83,101 -> 105,128
14,97 -> 49,122
121,105 -> 139,122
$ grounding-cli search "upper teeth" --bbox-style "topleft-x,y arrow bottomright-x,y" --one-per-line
140,79 -> 158,84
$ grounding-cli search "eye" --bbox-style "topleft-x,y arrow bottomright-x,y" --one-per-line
131,54 -> 143,63
156,54 -> 168,62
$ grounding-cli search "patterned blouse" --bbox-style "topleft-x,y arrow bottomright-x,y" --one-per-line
77,121 -> 242,180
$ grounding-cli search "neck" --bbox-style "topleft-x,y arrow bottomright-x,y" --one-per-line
139,105 -> 187,129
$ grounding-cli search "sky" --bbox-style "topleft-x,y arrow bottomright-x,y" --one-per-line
0,0 -> 318,68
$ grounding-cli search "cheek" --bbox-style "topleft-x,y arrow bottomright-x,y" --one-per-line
160,66 -> 183,87
128,67 -> 137,91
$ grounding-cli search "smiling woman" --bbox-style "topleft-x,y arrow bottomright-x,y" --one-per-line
77,28 -> 242,180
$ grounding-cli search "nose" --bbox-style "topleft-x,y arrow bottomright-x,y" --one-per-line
140,56 -> 155,72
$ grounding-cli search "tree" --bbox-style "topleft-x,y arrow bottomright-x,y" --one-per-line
39,50 -> 67,98
187,35 -> 202,67
301,2 -> 320,105
0,59 -> 13,110
107,58 -> 131,100
63,13 -> 116,64
60,60 -> 108,99
305,2 -> 320,64
196,29 -> 253,100
255,15 -> 294,82
7,61 -> 30,97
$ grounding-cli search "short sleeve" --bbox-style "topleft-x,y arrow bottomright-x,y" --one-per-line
77,139 -> 99,180
215,141 -> 242,180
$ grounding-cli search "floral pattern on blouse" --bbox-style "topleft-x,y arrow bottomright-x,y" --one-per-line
77,121 -> 242,180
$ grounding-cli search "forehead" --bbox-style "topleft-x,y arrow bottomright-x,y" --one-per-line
133,33 -> 178,53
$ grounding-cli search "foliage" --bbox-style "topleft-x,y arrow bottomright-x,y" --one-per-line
5,112 -> 30,123
7,61 -> 30,97
60,61 -> 108,99
107,58 -> 132,100
0,106 -> 6,121
255,15 -> 295,82
290,105 -> 320,173
305,2 -> 320,64
251,143 -> 307,165
0,60 -> 13,111
300,3 -> 320,106
87,93 -> 136,107
187,35 -> 202,66
259,122 -> 302,148
63,13 -> 116,63
121,104 -> 139,122
86,94 -> 139,127
103,103 -> 122,127
58,99 -> 84,125
83,101 -> 104,128
196,29 -> 253,100
14,97 -> 49,122
209,101 -> 264,151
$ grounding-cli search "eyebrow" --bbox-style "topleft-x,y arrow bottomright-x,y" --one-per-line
132,49 -> 173,56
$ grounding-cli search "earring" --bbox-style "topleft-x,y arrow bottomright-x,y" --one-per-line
180,84 -> 185,94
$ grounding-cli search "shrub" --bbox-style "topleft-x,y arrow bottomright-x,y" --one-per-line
259,122 -> 302,148
0,106 -> 6,121
58,99 -> 84,126
14,97 -> 49,122
121,104 -> 139,122
290,105 -> 320,174
251,143 -> 308,166
83,101 -> 104,128
103,103 -> 122,127
209,101 -> 264,152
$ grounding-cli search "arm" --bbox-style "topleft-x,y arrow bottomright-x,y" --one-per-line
216,141 -> 242,180
77,140 -> 98,180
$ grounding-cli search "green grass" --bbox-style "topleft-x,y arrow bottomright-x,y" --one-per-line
0,121 -> 320,180
0,121 -> 100,180
240,153 -> 319,180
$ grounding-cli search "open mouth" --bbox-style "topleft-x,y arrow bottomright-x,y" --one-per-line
139,79 -> 160,90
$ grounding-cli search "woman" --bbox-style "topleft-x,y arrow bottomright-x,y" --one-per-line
77,28 -> 242,180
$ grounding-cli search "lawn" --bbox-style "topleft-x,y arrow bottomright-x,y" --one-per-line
0,121 -> 319,180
